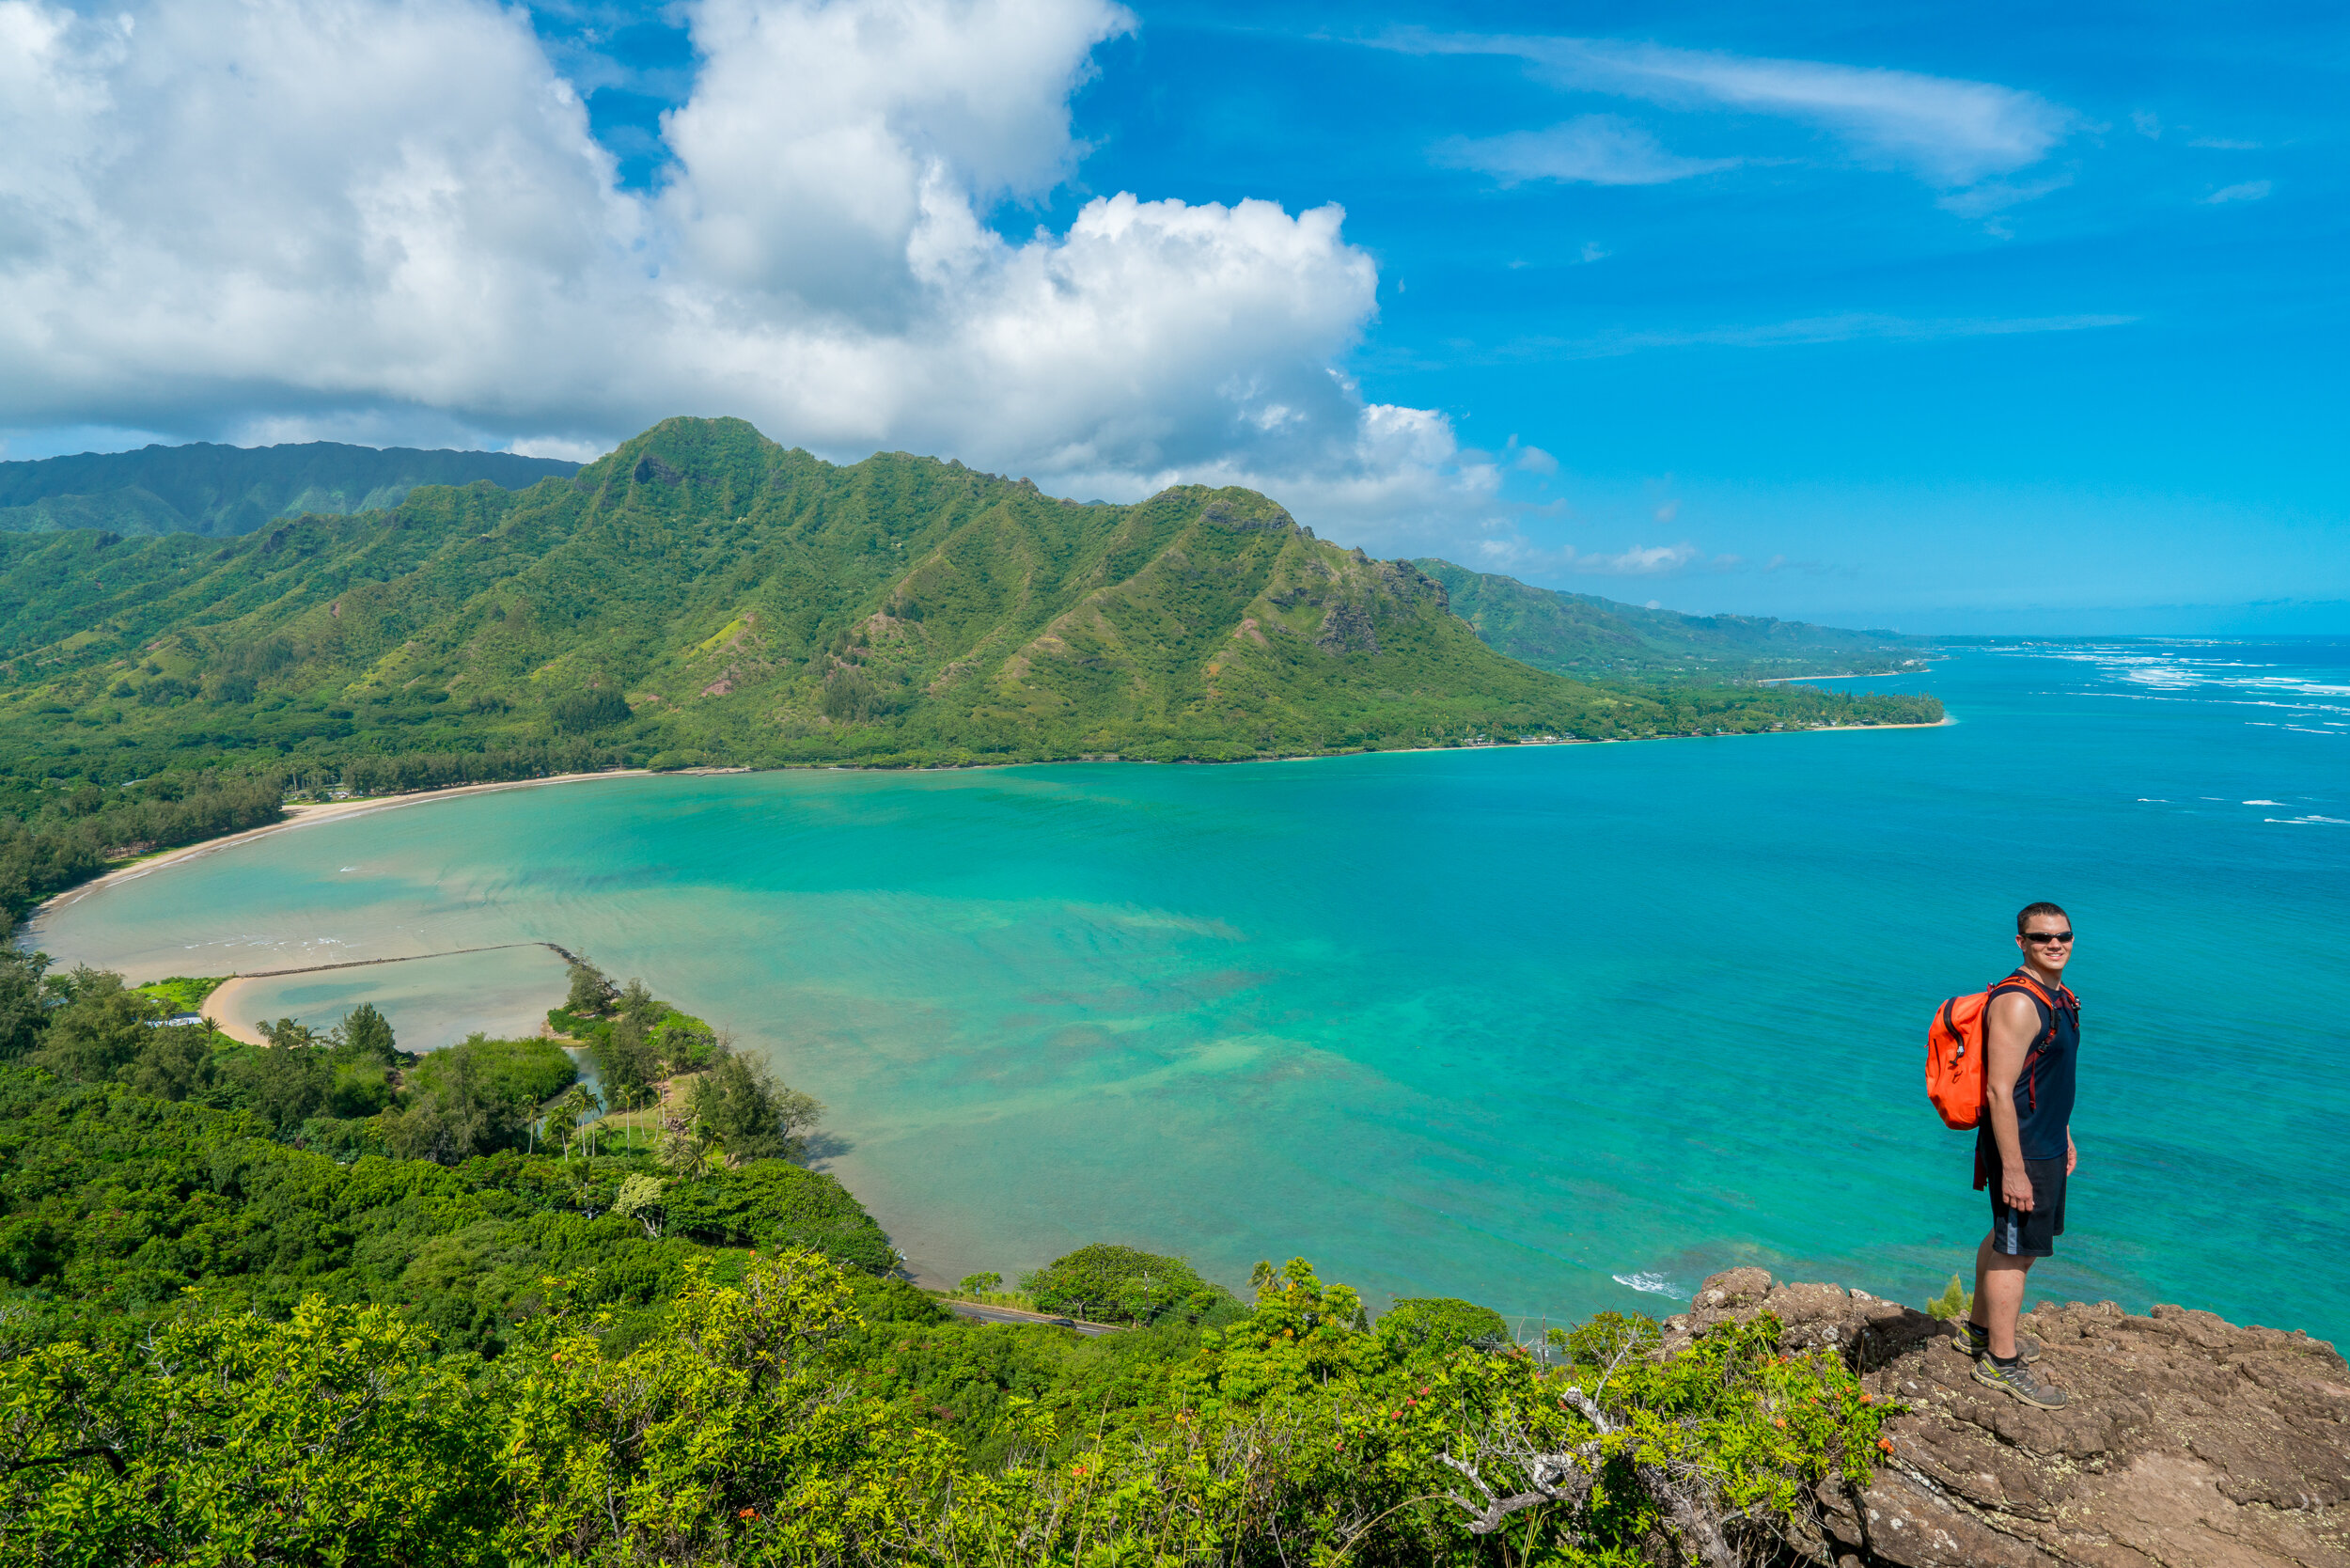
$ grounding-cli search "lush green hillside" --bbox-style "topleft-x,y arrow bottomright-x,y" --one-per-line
1418,559 -> 1933,682
0,1057 -> 1886,1565
0,439 -> 578,537
0,944 -> 892,1358
0,417 -> 1939,793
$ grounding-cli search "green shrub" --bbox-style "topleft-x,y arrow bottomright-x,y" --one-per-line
411,1032 -> 575,1108
1021,1243 -> 1238,1326
662,1161 -> 895,1273
1379,1294 -> 1512,1357
1927,1273 -> 1974,1320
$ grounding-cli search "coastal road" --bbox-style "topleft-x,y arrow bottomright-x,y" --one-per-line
943,1300 -> 1121,1337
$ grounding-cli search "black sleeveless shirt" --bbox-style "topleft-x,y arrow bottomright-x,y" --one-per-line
1980,971 -> 2079,1162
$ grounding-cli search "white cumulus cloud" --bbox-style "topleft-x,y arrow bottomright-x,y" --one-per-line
0,0 -> 1500,548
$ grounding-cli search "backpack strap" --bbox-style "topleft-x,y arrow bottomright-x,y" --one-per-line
1986,972 -> 2073,1113
1988,972 -> 2075,1039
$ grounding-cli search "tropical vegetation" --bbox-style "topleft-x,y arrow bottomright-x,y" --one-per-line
0,933 -> 1892,1562
1418,561 -> 1933,683
0,1077 -> 1888,1565
0,438 -> 576,537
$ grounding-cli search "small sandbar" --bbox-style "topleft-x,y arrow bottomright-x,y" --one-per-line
205,945 -> 572,1052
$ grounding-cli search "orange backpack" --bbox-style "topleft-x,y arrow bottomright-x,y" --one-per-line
1925,973 -> 2071,1130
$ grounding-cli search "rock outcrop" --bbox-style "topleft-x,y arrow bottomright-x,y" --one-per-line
1665,1270 -> 2350,1567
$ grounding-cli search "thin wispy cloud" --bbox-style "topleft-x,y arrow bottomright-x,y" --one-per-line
1936,174 -> 2074,220
1582,543 -> 1707,575
1386,31 -> 2076,186
2205,180 -> 2272,204
1510,311 -> 2138,362
1433,115 -> 1737,187
1470,537 -> 1740,579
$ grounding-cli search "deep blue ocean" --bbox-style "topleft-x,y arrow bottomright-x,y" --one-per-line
34,639 -> 2350,1342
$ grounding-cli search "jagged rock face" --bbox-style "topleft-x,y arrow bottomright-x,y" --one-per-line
1672,1270 -> 2350,1567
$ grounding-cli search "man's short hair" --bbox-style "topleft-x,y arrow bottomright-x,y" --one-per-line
2016,901 -> 2069,933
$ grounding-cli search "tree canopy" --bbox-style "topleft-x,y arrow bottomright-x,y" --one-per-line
0,953 -> 1892,1563
1020,1243 -> 1242,1327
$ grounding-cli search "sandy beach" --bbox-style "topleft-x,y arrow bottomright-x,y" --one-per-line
201,977 -> 273,1046
40,721 -> 1959,924
198,940 -> 575,1047
1810,715 -> 1956,730
39,770 -> 649,916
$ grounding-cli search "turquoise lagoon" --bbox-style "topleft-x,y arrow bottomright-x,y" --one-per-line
217,946 -> 574,1054
29,640 -> 2350,1342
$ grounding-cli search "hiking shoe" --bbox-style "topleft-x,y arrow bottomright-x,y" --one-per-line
1973,1355 -> 2067,1408
1956,1321 -> 2043,1362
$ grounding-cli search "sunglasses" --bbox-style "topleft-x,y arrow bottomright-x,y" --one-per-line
2021,931 -> 2075,946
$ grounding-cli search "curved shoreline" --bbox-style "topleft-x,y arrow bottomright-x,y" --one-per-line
202,976 -> 274,1047
199,940 -> 582,1046
35,770 -> 649,917
31,719 -> 1952,923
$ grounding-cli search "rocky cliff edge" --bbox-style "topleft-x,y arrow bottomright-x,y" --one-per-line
1662,1268 -> 2350,1567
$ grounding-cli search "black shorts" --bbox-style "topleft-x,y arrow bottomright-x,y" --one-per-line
1988,1157 -> 2067,1257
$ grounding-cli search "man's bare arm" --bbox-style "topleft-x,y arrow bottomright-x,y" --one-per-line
1983,991 -> 2041,1212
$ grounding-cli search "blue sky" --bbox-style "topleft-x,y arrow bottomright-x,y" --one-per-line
2,0 -> 2341,629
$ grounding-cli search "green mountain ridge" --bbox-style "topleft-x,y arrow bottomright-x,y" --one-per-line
0,439 -> 579,538
0,416 -> 1938,787
1418,559 -> 1931,682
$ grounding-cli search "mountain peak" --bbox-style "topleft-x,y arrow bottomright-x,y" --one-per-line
0,423 -> 1941,777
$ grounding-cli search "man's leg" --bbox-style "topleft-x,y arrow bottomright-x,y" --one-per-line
1971,1232 -> 2033,1359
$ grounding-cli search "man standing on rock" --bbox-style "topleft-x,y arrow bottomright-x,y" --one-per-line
1964,902 -> 2080,1408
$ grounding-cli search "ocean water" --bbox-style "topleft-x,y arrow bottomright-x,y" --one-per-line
218,946 -> 573,1052
29,640 -> 2350,1342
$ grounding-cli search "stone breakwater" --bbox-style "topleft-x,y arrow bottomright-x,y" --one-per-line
1664,1269 -> 2350,1568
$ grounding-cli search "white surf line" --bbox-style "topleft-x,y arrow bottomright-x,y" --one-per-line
1751,669 -> 1925,684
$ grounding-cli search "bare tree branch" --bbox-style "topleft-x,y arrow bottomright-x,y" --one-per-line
1637,1461 -> 1743,1568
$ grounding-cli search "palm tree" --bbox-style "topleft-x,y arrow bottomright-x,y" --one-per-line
556,1086 -> 599,1160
